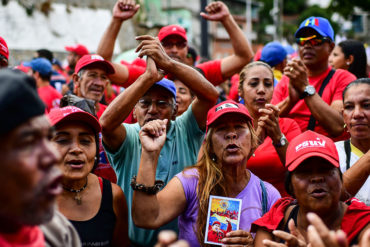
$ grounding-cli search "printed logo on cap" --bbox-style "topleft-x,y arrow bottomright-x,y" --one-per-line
295,137 -> 326,152
0,43 -> 8,54
90,54 -> 104,61
215,102 -> 239,112
305,18 -> 319,27
62,106 -> 82,116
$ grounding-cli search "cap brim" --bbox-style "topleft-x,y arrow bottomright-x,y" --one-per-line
54,112 -> 101,133
160,33 -> 187,42
287,152 -> 339,172
80,60 -> 115,75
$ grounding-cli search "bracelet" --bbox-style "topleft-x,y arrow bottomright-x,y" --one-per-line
130,176 -> 164,195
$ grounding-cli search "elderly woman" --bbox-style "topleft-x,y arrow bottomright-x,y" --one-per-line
252,131 -> 370,247
238,61 -> 301,197
335,78 -> 370,205
131,100 -> 280,246
48,106 -> 129,247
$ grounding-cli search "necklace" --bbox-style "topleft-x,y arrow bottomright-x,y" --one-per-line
63,177 -> 88,205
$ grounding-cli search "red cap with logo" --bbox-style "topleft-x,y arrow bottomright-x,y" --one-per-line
48,106 -> 101,133
158,24 -> 187,42
286,130 -> 339,172
0,36 -> 9,60
75,54 -> 115,74
65,44 -> 89,57
206,100 -> 253,132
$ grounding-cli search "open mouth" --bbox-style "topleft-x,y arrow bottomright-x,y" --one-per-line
226,144 -> 239,152
310,188 -> 327,198
46,175 -> 63,196
66,160 -> 84,169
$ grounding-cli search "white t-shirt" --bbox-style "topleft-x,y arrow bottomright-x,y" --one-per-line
335,140 -> 370,206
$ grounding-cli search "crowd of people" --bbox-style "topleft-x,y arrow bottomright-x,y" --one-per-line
0,0 -> 369,246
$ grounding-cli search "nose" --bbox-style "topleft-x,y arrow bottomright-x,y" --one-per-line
225,130 -> 237,140
256,83 -> 266,94
40,139 -> 61,169
310,174 -> 325,183
353,105 -> 364,119
147,101 -> 159,113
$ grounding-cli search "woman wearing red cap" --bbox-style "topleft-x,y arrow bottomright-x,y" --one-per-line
131,100 -> 280,246
238,61 -> 301,197
48,106 -> 129,247
252,131 -> 370,246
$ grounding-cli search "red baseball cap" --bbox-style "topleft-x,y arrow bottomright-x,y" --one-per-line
65,44 -> 89,57
0,36 -> 9,60
206,100 -> 253,132
158,24 -> 187,42
75,54 -> 115,74
286,131 -> 339,172
48,106 -> 101,133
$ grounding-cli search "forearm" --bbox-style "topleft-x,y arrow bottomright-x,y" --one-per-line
342,151 -> 370,197
132,151 -> 161,229
165,60 -> 219,104
305,95 -> 344,136
274,145 -> 288,165
219,14 -> 253,78
97,18 -> 124,61
100,74 -> 154,131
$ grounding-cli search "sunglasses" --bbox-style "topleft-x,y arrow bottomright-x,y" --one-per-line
161,41 -> 187,49
295,35 -> 330,46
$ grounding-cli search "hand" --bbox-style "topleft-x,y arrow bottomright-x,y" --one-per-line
221,230 -> 254,246
284,59 -> 309,95
200,1 -> 230,22
257,104 -> 282,144
136,35 -> 172,71
139,119 -> 167,153
263,219 -> 307,247
306,212 -> 349,247
155,230 -> 189,247
113,0 -> 140,21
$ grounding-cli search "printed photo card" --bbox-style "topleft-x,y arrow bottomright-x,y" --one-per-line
204,195 -> 242,245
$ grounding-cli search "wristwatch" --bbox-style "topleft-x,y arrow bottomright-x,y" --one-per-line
273,134 -> 288,148
300,85 -> 316,99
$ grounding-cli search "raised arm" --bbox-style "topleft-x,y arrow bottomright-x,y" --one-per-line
99,57 -> 162,152
136,35 -> 219,130
97,0 -> 140,85
200,1 -> 253,79
132,119 -> 187,229
285,59 -> 344,137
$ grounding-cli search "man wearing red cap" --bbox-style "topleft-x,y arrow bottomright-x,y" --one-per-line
0,36 -> 9,68
64,44 -> 89,77
72,54 -> 115,119
97,0 -> 253,88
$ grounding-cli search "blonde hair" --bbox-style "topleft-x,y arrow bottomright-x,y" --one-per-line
188,120 -> 258,246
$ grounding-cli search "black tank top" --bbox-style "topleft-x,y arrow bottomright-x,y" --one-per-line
71,178 -> 116,246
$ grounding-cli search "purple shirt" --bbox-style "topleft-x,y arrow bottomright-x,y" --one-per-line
176,168 -> 281,247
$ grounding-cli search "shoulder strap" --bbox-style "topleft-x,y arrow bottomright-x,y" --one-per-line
344,139 -> 352,170
307,69 -> 336,130
260,180 -> 268,216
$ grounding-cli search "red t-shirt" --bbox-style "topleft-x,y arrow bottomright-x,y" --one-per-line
247,118 -> 301,197
271,68 -> 356,138
0,226 -> 45,247
125,59 -> 224,87
251,197 -> 370,245
37,85 -> 62,113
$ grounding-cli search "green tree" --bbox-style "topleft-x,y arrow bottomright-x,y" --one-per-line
328,0 -> 370,19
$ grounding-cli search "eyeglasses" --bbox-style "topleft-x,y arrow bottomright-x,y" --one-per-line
138,99 -> 174,110
161,41 -> 187,49
295,35 -> 330,46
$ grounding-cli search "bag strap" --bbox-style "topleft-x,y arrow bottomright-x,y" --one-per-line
260,180 -> 268,216
344,139 -> 352,170
307,69 -> 336,130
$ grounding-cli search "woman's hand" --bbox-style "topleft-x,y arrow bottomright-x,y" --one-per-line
257,104 -> 282,144
200,1 -> 230,23
221,230 -> 254,246
262,220 -> 307,247
139,119 -> 167,153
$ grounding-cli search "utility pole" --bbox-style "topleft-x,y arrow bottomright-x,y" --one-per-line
200,0 -> 209,59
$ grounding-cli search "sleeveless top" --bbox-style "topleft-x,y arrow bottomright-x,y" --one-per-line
70,177 -> 116,246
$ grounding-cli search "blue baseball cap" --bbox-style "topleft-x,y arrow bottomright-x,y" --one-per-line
154,78 -> 177,99
24,57 -> 52,76
260,42 -> 287,67
295,16 -> 334,41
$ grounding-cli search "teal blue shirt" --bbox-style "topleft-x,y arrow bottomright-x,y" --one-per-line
104,106 -> 204,247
